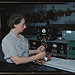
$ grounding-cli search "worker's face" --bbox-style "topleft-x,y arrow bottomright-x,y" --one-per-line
14,18 -> 26,33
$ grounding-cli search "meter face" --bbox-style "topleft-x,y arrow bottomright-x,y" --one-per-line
53,44 -> 57,48
42,29 -> 46,33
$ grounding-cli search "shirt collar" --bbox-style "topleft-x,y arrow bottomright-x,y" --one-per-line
9,30 -> 21,40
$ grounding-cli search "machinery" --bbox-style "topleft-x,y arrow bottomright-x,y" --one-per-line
67,41 -> 75,59
37,26 -> 57,41
62,30 -> 75,59
29,36 -> 75,59
62,30 -> 75,41
29,38 -> 69,59
29,39 -> 41,50
48,40 -> 69,59
26,26 -> 75,59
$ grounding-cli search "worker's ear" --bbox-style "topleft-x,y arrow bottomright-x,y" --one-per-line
14,24 -> 17,28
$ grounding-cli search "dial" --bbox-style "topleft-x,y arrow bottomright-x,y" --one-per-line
33,42 -> 36,45
53,44 -> 57,47
42,29 -> 46,33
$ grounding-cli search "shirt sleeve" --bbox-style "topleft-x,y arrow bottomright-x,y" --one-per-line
2,39 -> 17,59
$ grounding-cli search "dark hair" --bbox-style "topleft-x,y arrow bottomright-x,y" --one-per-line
7,14 -> 25,29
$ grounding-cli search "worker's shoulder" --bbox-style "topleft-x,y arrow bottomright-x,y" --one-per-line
2,33 -> 13,43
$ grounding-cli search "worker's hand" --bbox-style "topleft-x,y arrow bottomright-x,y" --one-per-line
36,45 -> 45,53
34,59 -> 43,65
36,51 -> 46,59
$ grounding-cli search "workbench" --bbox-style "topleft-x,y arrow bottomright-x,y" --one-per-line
44,57 -> 75,73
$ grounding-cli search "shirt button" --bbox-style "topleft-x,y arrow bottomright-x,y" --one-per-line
21,47 -> 22,49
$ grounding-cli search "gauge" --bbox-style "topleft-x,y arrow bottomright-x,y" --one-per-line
53,44 -> 57,47
42,29 -> 46,33
33,42 -> 36,45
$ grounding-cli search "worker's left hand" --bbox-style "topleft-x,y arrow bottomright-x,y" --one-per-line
34,59 -> 43,65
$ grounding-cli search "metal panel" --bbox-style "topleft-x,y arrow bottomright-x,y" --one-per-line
62,30 -> 75,40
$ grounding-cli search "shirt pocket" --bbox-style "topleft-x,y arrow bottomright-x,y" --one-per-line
16,40 -> 26,57
17,46 -> 26,57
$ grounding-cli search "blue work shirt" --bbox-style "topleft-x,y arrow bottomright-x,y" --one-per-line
1,31 -> 29,63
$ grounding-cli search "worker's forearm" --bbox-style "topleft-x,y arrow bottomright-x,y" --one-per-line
29,50 -> 38,55
15,55 -> 39,65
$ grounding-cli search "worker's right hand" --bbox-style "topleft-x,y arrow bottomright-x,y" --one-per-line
36,51 -> 46,59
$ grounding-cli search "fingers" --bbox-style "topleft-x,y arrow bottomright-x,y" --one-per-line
34,60 -> 43,65
41,51 -> 46,57
40,45 -> 45,51
36,51 -> 46,59
37,45 -> 45,53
